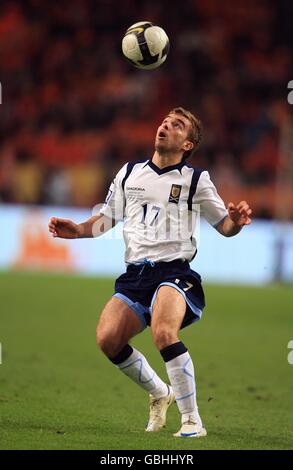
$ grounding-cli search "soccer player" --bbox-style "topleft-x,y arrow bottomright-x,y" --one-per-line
48,107 -> 252,437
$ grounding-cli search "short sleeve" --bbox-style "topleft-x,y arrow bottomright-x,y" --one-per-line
194,171 -> 228,227
100,163 -> 128,222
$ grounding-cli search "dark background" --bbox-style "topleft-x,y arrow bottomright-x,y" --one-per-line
0,0 -> 292,218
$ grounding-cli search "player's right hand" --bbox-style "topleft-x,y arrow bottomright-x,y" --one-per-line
48,217 -> 81,239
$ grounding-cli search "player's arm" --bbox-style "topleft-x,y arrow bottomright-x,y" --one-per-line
195,172 -> 252,237
48,163 -> 128,239
48,213 -> 116,239
215,201 -> 252,237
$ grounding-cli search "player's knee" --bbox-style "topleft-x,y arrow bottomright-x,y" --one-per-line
152,326 -> 177,350
96,329 -> 120,358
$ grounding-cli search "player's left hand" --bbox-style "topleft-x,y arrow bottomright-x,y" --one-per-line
228,201 -> 252,227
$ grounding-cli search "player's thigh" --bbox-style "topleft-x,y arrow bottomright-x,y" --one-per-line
96,296 -> 142,351
151,285 -> 186,346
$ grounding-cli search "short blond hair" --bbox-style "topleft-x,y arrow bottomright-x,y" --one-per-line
169,107 -> 202,159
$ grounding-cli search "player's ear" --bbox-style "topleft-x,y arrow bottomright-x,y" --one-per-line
182,141 -> 194,152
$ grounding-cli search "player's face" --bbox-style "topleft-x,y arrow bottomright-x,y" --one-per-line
155,113 -> 193,155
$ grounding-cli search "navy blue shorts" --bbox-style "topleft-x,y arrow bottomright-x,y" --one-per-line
113,259 -> 205,331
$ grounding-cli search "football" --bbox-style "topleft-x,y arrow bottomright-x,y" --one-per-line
122,21 -> 169,70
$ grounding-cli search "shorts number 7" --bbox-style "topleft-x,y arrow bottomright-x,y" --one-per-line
175,279 -> 193,292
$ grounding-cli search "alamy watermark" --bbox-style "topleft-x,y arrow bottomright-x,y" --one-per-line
288,340 -> 293,365
0,342 -> 2,364
91,199 -> 202,252
288,80 -> 293,105
0,82 -> 2,104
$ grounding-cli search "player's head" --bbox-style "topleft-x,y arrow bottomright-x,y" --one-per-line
155,107 -> 202,160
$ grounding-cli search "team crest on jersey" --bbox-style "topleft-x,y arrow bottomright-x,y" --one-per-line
169,184 -> 182,204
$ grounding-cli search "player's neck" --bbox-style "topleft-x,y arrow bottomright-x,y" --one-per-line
152,151 -> 183,169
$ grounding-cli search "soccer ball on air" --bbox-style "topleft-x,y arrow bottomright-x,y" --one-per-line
122,21 -> 170,70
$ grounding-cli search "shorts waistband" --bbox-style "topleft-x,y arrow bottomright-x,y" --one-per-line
127,259 -> 189,273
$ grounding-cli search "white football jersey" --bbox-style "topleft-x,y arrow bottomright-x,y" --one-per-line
100,159 -> 228,264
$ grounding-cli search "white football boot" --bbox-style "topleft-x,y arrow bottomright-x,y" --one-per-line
145,385 -> 175,432
173,420 -> 207,438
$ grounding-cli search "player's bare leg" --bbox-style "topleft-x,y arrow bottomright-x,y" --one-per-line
96,296 -> 170,422
151,285 -> 207,438
97,296 -> 142,358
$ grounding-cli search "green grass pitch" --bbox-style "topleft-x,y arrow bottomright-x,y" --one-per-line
0,272 -> 292,450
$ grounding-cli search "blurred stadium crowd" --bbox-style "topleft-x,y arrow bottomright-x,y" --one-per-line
0,0 -> 292,218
